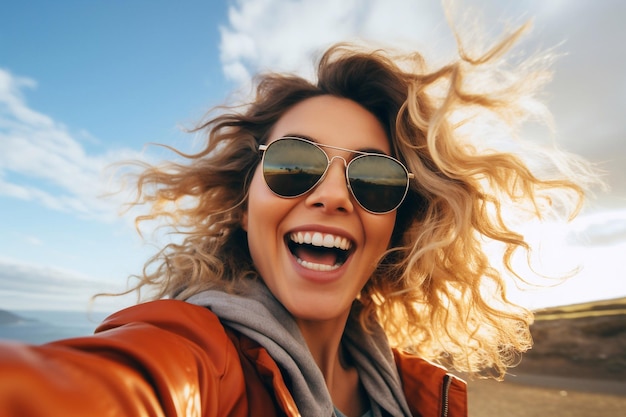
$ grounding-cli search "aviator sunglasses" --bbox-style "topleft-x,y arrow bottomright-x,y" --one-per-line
259,136 -> 414,214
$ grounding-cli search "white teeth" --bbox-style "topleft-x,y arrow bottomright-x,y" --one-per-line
288,231 -> 352,272
322,234 -> 335,247
289,232 -> 352,250
312,232 -> 324,246
296,258 -> 341,271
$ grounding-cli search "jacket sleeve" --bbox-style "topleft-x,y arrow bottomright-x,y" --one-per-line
0,300 -> 247,417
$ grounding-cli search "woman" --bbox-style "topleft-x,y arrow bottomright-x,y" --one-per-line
0,24 -> 595,417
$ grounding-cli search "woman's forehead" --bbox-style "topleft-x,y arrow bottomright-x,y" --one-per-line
268,95 -> 391,154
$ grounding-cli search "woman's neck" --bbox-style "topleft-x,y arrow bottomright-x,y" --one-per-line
295,313 -> 368,417
296,316 -> 347,379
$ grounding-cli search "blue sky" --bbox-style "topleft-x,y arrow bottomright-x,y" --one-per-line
1,0 -> 625,312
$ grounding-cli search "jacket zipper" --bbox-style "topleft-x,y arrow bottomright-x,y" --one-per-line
440,374 -> 452,417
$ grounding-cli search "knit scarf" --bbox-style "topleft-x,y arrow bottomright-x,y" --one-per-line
186,280 -> 412,417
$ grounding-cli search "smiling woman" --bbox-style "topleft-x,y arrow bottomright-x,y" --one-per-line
0,19 -> 600,417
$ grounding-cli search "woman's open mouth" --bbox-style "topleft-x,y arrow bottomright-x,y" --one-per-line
286,231 -> 353,272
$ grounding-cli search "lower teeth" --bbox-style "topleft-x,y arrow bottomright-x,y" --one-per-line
296,258 -> 340,271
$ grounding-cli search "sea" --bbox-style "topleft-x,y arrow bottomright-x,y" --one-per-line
0,310 -> 111,345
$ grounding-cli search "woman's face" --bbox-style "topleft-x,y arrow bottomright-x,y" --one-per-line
243,95 -> 396,323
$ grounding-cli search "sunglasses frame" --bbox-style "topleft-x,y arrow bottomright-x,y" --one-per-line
258,136 -> 414,214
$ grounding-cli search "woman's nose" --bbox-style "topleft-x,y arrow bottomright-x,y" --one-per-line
304,157 -> 354,214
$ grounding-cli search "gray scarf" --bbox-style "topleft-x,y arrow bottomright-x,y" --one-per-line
186,280 -> 412,417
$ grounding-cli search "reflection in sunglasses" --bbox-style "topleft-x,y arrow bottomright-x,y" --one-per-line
260,137 -> 412,214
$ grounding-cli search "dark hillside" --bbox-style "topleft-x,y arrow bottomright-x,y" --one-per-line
515,297 -> 626,381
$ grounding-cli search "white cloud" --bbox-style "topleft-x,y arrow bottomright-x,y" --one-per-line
488,206 -> 626,309
505,240 -> 626,310
0,69 -> 51,126
219,0 -> 451,86
0,257 -> 135,312
0,68 -> 149,223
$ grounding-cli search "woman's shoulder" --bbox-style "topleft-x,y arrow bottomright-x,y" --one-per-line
393,350 -> 467,417
97,299 -> 225,334
95,299 -> 238,371
392,349 -> 460,380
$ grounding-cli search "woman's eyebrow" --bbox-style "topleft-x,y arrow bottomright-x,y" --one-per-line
284,132 -> 317,142
282,132 -> 388,155
359,147 -> 387,155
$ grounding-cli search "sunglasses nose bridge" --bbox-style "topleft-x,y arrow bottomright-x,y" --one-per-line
327,155 -> 350,184
327,155 -> 348,169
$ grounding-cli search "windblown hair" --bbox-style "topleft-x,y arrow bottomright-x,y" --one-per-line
120,23 -> 597,378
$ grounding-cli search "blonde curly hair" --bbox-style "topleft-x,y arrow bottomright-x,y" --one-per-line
119,23 -> 596,378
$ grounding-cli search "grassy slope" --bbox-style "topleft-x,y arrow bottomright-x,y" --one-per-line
533,297 -> 626,320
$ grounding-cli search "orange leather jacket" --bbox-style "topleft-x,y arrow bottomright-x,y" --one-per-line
0,300 -> 467,417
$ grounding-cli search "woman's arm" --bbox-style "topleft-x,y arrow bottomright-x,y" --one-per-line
0,300 -> 247,417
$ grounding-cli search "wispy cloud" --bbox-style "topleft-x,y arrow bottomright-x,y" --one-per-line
567,209 -> 626,247
0,68 -> 148,223
0,258 -> 135,311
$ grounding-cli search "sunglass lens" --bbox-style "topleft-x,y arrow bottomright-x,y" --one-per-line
348,155 -> 408,213
263,139 -> 327,197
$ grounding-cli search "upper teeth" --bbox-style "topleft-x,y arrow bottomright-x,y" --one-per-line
289,231 -> 352,250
